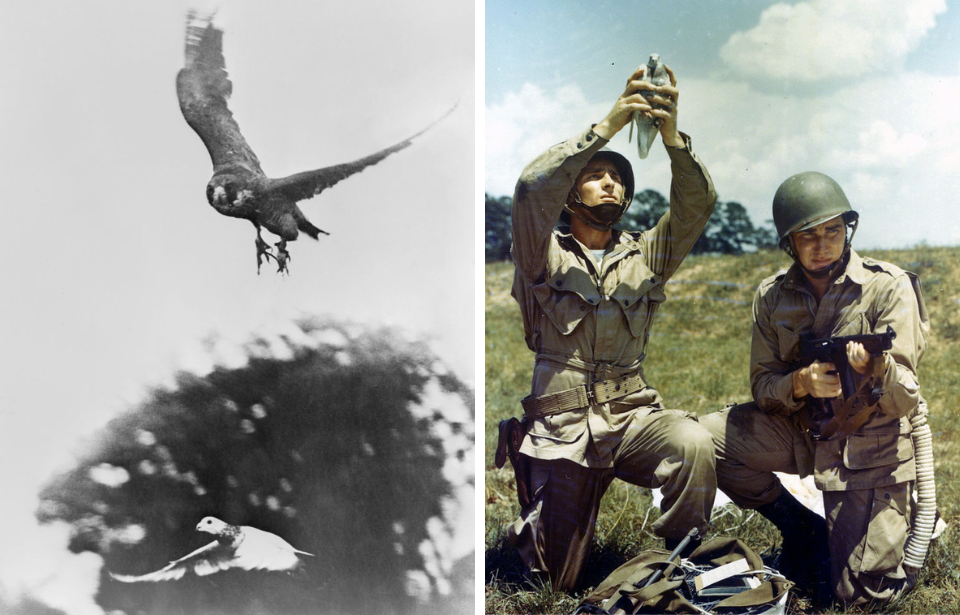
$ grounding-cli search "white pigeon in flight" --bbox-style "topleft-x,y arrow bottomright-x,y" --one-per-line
109,516 -> 313,582
629,53 -> 671,159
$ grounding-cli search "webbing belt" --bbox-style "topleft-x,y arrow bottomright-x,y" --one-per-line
521,370 -> 648,419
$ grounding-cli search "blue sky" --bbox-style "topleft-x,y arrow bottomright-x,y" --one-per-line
486,0 -> 960,248
0,1 -> 473,612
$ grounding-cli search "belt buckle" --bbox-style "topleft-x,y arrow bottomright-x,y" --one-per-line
592,362 -> 610,384
588,362 -> 609,406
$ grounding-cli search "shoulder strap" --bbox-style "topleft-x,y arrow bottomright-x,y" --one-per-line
905,271 -> 930,346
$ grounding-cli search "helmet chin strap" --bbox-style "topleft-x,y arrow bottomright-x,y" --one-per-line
800,253 -> 848,279
564,191 -> 628,231
786,218 -> 859,280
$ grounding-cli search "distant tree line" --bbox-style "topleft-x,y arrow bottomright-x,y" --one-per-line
485,189 -> 778,262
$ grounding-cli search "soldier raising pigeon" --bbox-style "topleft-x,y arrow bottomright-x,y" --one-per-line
628,54 -> 673,159
176,11 -> 455,273
109,516 -> 313,582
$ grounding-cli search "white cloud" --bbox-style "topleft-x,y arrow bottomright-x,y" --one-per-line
485,82 -> 679,200
486,83 -> 619,197
851,121 -> 928,167
684,69 -> 960,247
0,517 -> 105,615
487,65 -> 960,248
720,0 -> 946,81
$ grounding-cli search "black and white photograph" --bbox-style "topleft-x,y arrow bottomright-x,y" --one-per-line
0,1 -> 474,614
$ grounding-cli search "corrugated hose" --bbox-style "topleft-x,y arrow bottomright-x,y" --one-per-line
903,412 -> 937,572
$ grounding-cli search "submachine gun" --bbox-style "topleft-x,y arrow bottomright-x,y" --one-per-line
795,325 -> 896,440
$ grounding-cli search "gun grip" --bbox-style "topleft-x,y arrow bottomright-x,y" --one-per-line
841,367 -> 858,401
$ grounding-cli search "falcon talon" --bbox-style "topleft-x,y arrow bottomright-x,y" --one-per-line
254,236 -> 278,273
274,241 -> 291,274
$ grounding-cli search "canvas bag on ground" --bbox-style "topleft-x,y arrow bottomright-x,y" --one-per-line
575,537 -> 793,615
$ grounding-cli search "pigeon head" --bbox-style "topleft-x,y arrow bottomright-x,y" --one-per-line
196,516 -> 229,535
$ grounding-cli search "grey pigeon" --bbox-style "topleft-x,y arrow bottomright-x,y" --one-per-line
177,11 -> 455,273
628,54 -> 670,159
109,516 -> 313,582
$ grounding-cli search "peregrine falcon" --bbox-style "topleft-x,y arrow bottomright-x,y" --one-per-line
176,11 -> 455,272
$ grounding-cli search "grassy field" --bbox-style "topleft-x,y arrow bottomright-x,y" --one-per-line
484,246 -> 960,614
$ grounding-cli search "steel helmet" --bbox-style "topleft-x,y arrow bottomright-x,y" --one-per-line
772,171 -> 859,250
564,149 -> 635,229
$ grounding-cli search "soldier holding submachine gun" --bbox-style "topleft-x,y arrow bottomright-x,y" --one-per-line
795,326 -> 896,441
701,172 -> 936,608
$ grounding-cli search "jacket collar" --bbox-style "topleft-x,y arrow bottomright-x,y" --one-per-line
556,226 -> 640,253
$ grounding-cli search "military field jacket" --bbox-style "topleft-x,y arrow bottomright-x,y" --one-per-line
511,126 -> 717,466
751,250 -> 930,490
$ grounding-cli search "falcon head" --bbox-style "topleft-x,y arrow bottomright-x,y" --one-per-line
206,176 -> 239,208
196,516 -> 230,535
206,176 -> 258,219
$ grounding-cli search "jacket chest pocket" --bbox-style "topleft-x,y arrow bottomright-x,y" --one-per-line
774,324 -> 801,363
607,257 -> 664,338
611,279 -> 665,337
533,266 -> 601,336
833,311 -> 868,336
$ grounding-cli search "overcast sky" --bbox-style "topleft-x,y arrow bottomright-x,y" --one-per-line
486,0 -> 960,249
0,1 -> 473,613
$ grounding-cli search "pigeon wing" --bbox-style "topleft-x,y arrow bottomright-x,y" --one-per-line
268,103 -> 457,203
176,12 -> 264,175
229,526 -> 312,572
109,540 -> 235,583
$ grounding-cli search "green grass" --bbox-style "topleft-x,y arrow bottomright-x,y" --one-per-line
485,246 -> 960,614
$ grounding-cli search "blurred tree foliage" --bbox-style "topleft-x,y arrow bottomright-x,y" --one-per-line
688,200 -> 779,254
618,188 -> 670,231
36,319 -> 474,615
485,189 -> 778,261
485,193 -> 513,262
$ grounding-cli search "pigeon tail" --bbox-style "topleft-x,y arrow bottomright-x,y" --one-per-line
634,124 -> 660,159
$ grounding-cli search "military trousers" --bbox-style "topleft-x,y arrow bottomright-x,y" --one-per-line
507,408 -> 716,591
700,404 -> 915,607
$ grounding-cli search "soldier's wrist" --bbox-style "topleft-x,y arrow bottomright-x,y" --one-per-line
791,368 -> 809,399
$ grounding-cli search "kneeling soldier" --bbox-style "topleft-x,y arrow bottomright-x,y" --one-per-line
701,172 -> 932,607
498,62 -> 718,591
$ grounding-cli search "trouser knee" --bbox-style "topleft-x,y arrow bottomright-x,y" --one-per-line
676,421 -> 716,467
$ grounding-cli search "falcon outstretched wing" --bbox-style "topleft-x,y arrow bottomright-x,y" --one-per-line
176,11 -> 263,175
109,540 -> 234,583
269,103 -> 458,203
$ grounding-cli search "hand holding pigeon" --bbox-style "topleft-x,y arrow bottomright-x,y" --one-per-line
109,516 -> 313,582
628,54 -> 675,158
593,58 -> 680,155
